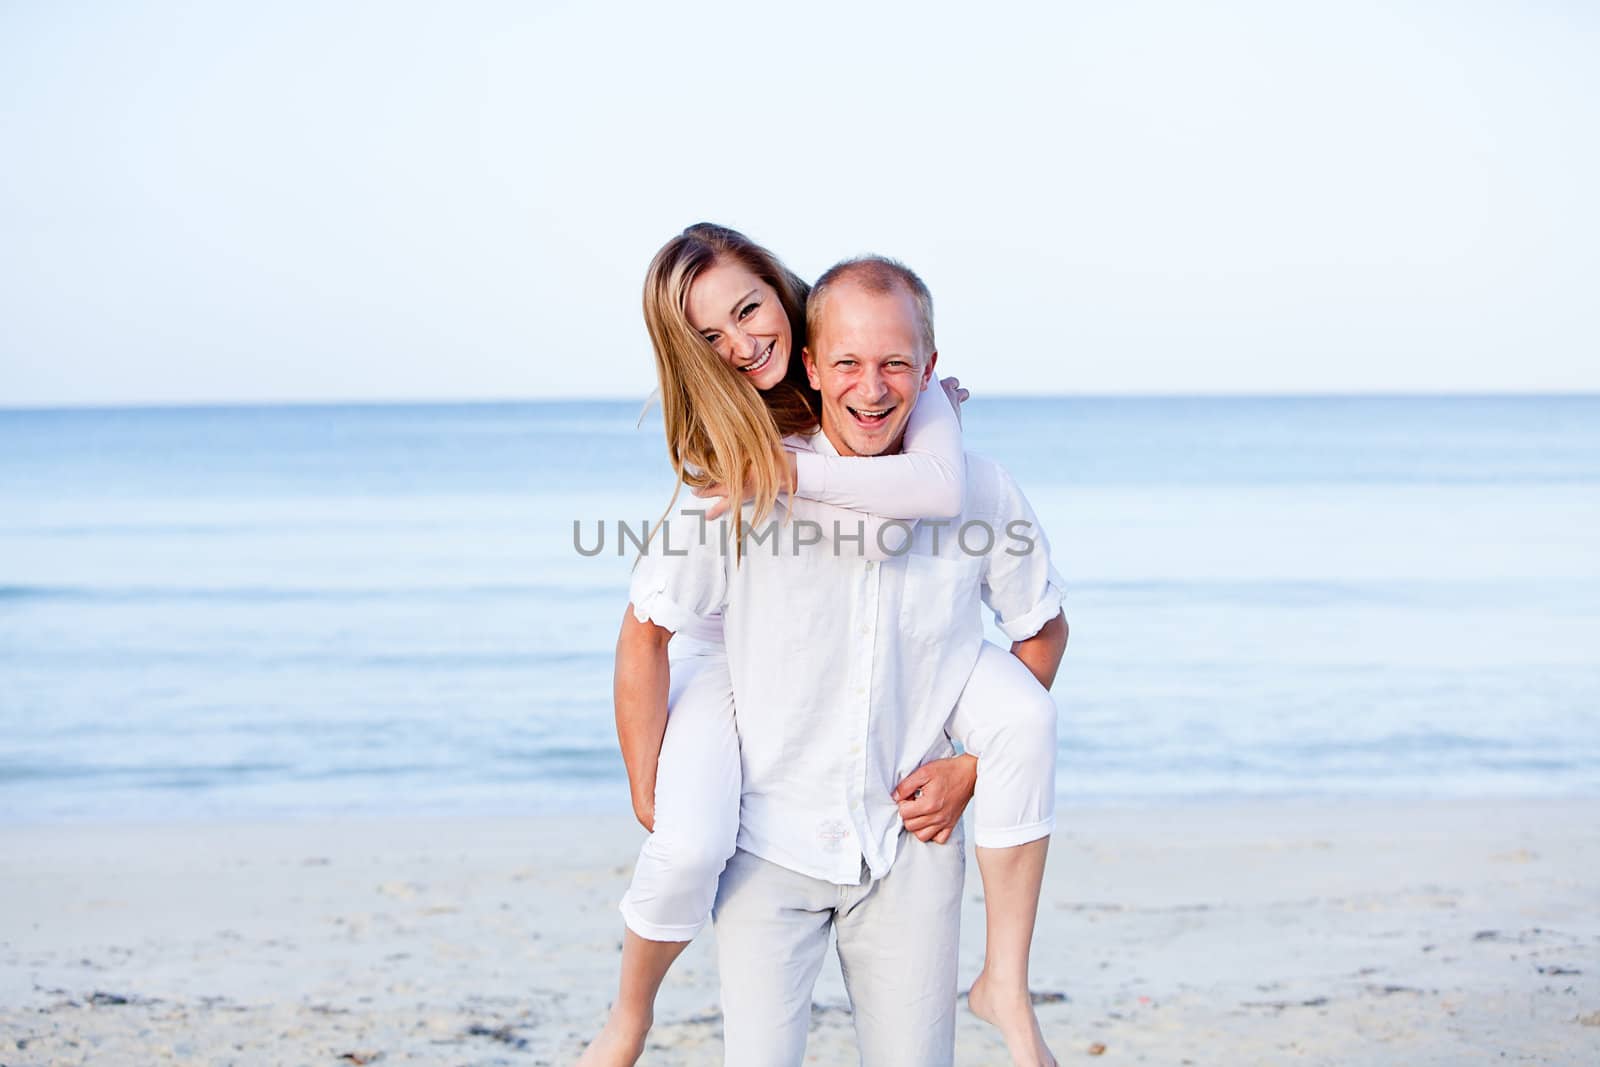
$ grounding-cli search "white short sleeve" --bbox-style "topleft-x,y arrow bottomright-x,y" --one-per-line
626,506 -> 731,633
976,460 -> 1065,642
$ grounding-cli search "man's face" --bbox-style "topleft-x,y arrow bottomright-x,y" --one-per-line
802,282 -> 936,457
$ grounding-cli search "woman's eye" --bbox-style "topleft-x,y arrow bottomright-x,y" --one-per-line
703,333 -> 720,345
739,302 -> 759,319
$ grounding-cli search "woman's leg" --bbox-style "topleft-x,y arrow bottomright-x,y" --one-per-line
946,641 -> 1060,1067
578,642 -> 740,1067
578,932 -> 689,1066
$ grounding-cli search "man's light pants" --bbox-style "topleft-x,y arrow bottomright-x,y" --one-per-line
711,826 -> 966,1067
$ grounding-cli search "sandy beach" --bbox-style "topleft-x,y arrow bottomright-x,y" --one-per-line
3,798 -> 1597,1066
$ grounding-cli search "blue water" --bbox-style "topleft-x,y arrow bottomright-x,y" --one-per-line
2,397 -> 1597,822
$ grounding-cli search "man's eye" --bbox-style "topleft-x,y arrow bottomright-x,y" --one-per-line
836,359 -> 856,366
739,302 -> 759,319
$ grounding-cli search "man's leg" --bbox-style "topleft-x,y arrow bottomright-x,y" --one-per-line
833,827 -> 966,1067
712,848 -> 835,1067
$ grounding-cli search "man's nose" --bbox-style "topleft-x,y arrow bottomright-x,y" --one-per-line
858,366 -> 889,400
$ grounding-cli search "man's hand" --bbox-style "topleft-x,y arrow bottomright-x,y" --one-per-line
893,753 -> 977,844
632,787 -> 656,833
614,606 -> 672,836
1012,610 -> 1069,691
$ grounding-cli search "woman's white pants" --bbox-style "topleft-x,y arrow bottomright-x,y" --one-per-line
618,638 -> 1058,941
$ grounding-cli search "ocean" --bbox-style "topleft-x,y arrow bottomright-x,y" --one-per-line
1,396 -> 1597,822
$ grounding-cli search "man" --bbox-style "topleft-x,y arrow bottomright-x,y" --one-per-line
626,257 -> 1067,1066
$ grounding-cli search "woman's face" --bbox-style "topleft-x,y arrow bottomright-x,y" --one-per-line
684,257 -> 792,391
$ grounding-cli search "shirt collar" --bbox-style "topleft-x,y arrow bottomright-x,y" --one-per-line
806,426 -> 841,458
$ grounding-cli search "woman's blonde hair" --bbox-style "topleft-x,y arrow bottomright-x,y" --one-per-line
642,223 -> 819,550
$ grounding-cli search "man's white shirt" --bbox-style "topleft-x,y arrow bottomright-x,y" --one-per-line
629,427 -> 1064,886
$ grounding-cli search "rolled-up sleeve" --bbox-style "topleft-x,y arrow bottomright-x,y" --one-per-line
980,464 -> 1066,642
627,507 -> 731,632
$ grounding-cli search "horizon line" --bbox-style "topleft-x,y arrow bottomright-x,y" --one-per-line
4,389 -> 1600,415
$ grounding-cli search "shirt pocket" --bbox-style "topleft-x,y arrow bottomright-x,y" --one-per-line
898,553 -> 984,647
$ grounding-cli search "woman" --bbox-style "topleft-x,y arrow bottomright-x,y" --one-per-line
579,224 -> 1061,1067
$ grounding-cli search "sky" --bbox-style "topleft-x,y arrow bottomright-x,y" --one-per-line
1,0 -> 1596,407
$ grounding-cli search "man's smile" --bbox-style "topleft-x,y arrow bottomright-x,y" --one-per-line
846,403 -> 896,428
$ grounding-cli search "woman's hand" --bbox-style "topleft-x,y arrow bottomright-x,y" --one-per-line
892,753 -> 977,844
939,376 -> 970,427
690,480 -> 734,521
691,452 -> 798,520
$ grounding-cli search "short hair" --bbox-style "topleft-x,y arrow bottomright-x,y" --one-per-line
806,255 -> 936,358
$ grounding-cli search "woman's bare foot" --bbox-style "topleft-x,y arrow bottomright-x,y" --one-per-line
968,969 -> 1058,1067
574,1008 -> 650,1067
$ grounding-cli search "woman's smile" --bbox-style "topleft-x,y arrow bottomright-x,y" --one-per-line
737,339 -> 775,375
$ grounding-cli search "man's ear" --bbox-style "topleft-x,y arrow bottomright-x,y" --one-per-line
802,347 -> 822,390
919,349 -> 939,390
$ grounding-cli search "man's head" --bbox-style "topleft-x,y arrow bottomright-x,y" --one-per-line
802,256 -> 938,457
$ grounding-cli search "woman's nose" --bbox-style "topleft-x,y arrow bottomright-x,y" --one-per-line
733,328 -> 759,361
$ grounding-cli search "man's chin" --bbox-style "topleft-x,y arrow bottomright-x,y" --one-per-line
846,425 -> 909,457
823,411 -> 909,457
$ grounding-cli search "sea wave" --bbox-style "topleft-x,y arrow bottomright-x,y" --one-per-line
0,582 -> 618,604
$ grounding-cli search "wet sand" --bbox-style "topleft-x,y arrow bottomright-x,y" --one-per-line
3,798 -> 1597,1065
